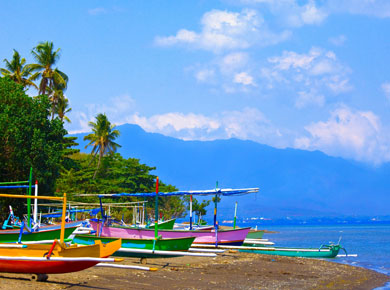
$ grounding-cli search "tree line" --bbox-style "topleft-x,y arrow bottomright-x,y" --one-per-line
0,41 -> 190,221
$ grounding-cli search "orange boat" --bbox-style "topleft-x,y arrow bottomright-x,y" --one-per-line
0,193 -> 122,279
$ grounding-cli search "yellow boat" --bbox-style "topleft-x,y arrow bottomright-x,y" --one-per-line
0,193 -> 122,277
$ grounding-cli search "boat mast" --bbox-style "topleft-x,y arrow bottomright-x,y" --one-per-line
27,167 -> 32,227
154,177 -> 159,239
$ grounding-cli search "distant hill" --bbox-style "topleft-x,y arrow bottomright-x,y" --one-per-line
72,123 -> 390,219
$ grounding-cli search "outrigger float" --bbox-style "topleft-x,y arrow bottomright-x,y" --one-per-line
239,244 -> 345,258
0,192 -> 122,281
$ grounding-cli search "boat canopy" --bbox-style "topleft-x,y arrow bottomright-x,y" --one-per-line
98,187 -> 259,198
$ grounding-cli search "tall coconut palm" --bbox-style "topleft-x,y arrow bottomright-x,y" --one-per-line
47,81 -> 67,120
55,93 -> 72,123
1,50 -> 38,89
28,41 -> 68,95
83,113 -> 121,179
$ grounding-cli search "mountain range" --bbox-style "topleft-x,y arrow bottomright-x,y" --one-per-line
72,124 -> 390,219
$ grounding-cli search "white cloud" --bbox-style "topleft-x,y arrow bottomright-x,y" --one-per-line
300,1 -> 328,25
219,52 -> 249,73
155,9 -> 290,53
119,108 -> 289,147
195,69 -> 215,83
240,0 -> 328,27
234,72 -> 256,86
295,89 -> 325,108
264,47 -> 352,105
241,0 -> 390,20
295,105 -> 390,163
67,95 -> 136,134
326,0 -> 390,18
381,82 -> 390,101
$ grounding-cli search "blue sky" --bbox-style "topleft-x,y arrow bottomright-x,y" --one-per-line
1,0 -> 390,164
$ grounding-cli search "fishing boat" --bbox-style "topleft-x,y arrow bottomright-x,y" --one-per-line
0,220 -> 81,243
0,192 -> 122,278
73,234 -> 195,258
239,244 -> 343,258
90,220 -> 250,246
246,229 -> 264,239
144,218 -> 176,230
0,238 -> 122,274
89,184 -> 258,246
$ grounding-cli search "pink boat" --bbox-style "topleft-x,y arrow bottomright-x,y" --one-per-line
90,221 -> 250,246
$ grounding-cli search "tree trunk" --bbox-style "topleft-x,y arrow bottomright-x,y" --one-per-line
93,152 -> 102,179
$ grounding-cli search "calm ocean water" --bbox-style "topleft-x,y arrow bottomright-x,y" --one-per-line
239,223 -> 390,288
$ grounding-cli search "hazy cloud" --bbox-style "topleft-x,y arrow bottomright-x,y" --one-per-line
263,47 -> 352,105
295,105 -> 390,163
329,35 -> 347,46
88,7 -> 107,15
155,9 -> 290,53
381,82 -> 390,101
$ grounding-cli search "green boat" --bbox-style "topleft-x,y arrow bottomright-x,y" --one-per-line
240,244 -> 343,258
246,230 -> 264,239
146,218 -> 176,230
0,221 -> 80,243
73,234 -> 195,258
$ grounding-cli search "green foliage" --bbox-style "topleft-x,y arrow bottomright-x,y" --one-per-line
84,113 -> 121,179
0,77 -> 67,217
184,196 -> 211,223
56,152 -> 186,219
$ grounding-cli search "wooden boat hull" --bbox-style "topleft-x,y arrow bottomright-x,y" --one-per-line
0,259 -> 97,274
0,239 -> 121,274
240,245 -> 341,258
90,221 -> 250,245
73,234 -> 195,258
0,221 -> 81,243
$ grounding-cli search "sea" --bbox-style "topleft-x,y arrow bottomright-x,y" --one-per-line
239,223 -> 390,289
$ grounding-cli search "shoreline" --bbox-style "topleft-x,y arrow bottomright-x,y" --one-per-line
0,251 -> 388,289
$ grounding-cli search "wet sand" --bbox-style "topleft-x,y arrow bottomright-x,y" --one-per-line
0,251 -> 388,289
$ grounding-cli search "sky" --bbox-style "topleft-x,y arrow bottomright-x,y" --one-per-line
1,0 -> 390,164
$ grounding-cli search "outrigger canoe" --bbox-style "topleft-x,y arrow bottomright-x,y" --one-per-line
239,244 -> 342,258
0,220 -> 81,243
0,193 -> 122,278
90,220 -> 250,246
73,234 -> 195,258
0,239 -> 122,274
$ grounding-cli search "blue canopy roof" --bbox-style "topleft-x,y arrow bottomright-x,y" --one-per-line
98,187 -> 259,198
0,185 -> 36,189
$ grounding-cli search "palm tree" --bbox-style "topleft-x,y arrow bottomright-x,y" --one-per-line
1,50 -> 38,89
28,41 -> 68,95
83,114 -> 121,179
47,82 -> 67,120
55,93 -> 72,123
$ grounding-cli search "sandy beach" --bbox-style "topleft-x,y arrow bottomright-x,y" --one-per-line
0,251 -> 388,290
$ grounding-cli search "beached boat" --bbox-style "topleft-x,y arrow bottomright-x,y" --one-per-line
0,238 -> 122,274
73,234 -> 195,258
0,192 -> 122,278
0,220 -> 81,243
145,218 -> 176,230
90,185 -> 258,246
90,220 -> 250,246
239,244 -> 342,258
246,229 -> 264,239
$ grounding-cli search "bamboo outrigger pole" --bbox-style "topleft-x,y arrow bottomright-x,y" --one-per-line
154,177 -> 159,240
27,167 -> 32,227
